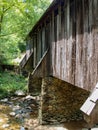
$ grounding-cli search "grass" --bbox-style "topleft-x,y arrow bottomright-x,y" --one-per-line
0,71 -> 28,99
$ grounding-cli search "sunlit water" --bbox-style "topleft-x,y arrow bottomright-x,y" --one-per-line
0,104 -> 20,130
0,97 -> 98,130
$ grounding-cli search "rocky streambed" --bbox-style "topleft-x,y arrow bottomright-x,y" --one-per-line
0,95 -> 39,130
0,94 -> 98,130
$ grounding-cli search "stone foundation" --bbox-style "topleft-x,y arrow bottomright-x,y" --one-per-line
39,77 -> 89,124
28,74 -> 42,95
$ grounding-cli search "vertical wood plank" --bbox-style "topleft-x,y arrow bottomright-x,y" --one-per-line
66,0 -> 72,82
49,18 -> 53,75
63,3 -> 67,80
82,0 -> 89,90
71,0 -> 76,84
51,11 -> 55,75
33,34 -> 37,68
61,9 -> 65,79
88,0 -> 93,27
93,0 -> 98,26
56,5 -> 61,77
36,32 -> 39,63
75,0 -> 84,88
87,0 -> 94,90
42,27 -> 45,55
38,30 -> 42,61
89,0 -> 98,90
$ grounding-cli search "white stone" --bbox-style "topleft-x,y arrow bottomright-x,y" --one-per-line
91,128 -> 98,130
1,98 -> 8,102
82,128 -> 98,130
25,95 -> 35,99
15,90 -> 25,96
0,118 -> 3,122
9,112 -> 16,116
12,105 -> 21,111
20,126 -> 25,130
2,124 -> 10,128
15,114 -> 22,119
57,127 -> 68,130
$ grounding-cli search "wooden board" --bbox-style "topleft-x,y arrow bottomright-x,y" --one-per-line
80,82 -> 98,115
80,97 -> 95,115
90,89 -> 98,102
24,0 -> 98,91
51,0 -> 98,91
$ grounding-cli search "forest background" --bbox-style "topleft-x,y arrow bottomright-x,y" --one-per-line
0,0 -> 51,98
0,0 -> 50,64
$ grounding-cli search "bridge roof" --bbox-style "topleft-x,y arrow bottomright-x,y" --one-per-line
28,0 -> 64,37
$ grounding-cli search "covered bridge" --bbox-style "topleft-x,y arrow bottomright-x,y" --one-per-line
20,0 -> 98,126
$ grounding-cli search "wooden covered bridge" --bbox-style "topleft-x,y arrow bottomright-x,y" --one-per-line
20,0 -> 98,126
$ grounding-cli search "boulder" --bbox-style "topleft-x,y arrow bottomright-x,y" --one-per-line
15,90 -> 25,96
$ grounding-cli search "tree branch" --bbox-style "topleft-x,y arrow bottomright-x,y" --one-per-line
3,4 -> 15,13
0,4 -> 15,33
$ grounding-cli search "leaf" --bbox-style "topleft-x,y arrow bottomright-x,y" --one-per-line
0,0 -> 50,64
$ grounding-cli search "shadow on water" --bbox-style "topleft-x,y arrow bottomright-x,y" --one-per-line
0,97 -> 97,130
0,96 -> 38,130
63,120 -> 89,130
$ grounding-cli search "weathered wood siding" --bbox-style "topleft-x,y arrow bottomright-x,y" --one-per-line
27,0 -> 98,91
51,0 -> 98,91
31,49 -> 50,78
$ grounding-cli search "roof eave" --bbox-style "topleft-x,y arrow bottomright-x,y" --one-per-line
28,0 -> 59,37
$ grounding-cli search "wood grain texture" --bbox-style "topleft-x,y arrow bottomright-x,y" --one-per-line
51,0 -> 98,91
24,0 -> 98,91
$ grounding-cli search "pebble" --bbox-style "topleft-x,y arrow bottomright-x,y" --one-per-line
0,118 -> 3,122
20,126 -> 25,130
15,90 -> 25,96
82,128 -> 98,130
15,114 -> 22,119
1,98 -> 8,102
2,124 -> 10,128
25,95 -> 35,100
1,95 -> 38,125
9,112 -> 16,116
12,105 -> 21,111
0,95 -> 98,130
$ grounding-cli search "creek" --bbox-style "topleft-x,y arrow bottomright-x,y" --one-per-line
0,96 -> 98,130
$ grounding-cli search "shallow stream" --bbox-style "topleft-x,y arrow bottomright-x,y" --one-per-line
0,96 -> 98,130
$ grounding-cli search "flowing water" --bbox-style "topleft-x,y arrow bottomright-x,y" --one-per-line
0,96 -> 98,130
0,104 -> 20,130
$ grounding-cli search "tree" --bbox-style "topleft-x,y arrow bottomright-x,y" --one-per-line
0,0 -> 50,64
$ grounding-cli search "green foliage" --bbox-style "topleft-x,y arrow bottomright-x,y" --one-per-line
0,37 -> 22,64
0,71 -> 27,99
0,0 -> 50,65
0,0 -> 51,99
